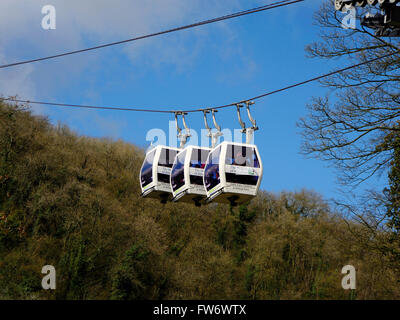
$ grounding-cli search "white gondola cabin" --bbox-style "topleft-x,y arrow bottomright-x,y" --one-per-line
140,145 -> 180,203
170,146 -> 210,206
203,141 -> 263,206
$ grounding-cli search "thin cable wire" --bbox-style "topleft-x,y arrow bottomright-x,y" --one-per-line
186,50 -> 399,112
0,0 -> 303,70
2,50 -> 396,114
0,99 -> 175,113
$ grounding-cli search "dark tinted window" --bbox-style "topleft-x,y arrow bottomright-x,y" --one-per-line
226,173 -> 259,186
158,173 -> 170,184
140,150 -> 156,187
225,145 -> 260,168
204,147 -> 221,192
190,148 -> 210,185
171,151 -> 187,192
190,148 -> 210,169
159,148 -> 179,168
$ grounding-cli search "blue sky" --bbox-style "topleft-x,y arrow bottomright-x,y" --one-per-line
0,0 -> 384,201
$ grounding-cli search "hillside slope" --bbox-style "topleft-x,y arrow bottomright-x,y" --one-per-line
0,102 -> 398,299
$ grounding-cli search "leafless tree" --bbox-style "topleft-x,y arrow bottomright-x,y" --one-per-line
299,1 -> 400,186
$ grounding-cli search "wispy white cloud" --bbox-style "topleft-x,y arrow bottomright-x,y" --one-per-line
0,0 -> 304,131
0,50 -> 34,95
0,0 -> 251,95
0,0 -> 244,66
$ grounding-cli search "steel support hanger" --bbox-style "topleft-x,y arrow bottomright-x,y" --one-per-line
236,101 -> 259,144
203,109 -> 223,148
175,112 -> 191,149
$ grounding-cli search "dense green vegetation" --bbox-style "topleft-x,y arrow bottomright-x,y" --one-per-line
0,102 -> 399,300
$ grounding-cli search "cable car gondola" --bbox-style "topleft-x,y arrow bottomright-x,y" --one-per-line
170,146 -> 210,206
170,111 -> 215,206
140,145 -> 180,203
170,109 -> 224,206
203,102 -> 263,206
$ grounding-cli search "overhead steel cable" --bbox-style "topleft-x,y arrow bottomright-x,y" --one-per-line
186,50 -> 399,112
0,99 -> 175,113
2,51 -> 397,114
0,0 -> 303,70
